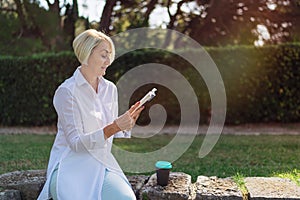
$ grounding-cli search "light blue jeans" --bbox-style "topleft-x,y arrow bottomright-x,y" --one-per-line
102,169 -> 136,200
49,165 -> 58,200
49,167 -> 136,200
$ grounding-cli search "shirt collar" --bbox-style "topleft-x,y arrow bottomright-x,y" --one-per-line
74,66 -> 106,87
74,67 -> 87,86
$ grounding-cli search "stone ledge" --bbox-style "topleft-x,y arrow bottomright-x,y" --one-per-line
245,177 -> 300,200
0,170 -> 45,200
195,176 -> 243,200
1,170 -> 300,200
0,190 -> 21,200
141,172 -> 191,200
128,175 -> 150,200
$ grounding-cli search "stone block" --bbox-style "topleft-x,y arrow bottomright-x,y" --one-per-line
141,172 -> 191,200
245,177 -> 300,200
0,170 -> 46,200
195,176 -> 243,200
0,190 -> 21,200
128,175 -> 150,200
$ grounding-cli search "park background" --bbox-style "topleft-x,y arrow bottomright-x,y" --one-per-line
0,0 -> 300,192
1,0 -> 300,126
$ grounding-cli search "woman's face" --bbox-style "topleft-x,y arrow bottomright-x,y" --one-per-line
87,41 -> 111,77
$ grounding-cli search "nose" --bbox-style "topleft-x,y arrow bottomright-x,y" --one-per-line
104,57 -> 110,66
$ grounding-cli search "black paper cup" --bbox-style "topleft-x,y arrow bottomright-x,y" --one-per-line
155,161 -> 172,186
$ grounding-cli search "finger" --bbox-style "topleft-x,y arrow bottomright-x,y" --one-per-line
131,106 -> 144,119
128,101 -> 140,114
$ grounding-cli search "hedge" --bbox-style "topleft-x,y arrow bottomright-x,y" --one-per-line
208,45 -> 300,123
0,44 -> 299,126
0,52 -> 79,125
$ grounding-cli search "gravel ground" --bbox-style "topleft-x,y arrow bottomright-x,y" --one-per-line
0,123 -> 299,135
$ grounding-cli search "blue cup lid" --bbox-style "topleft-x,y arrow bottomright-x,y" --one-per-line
155,161 -> 172,169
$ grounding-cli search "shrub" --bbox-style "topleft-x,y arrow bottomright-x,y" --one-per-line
0,52 -> 79,125
0,44 -> 299,125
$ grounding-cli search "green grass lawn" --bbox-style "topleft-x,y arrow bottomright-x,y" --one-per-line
0,134 -> 299,185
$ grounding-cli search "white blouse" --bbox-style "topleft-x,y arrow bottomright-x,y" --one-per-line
38,67 -> 131,200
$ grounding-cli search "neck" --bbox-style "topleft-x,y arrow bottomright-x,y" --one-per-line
80,66 -> 99,92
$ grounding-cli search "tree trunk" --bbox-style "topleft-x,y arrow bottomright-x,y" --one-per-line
143,0 -> 159,26
13,0 -> 28,36
62,0 -> 79,48
163,0 -> 185,48
99,0 -> 117,33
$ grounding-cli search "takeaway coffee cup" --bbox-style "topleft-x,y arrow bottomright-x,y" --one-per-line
155,161 -> 172,186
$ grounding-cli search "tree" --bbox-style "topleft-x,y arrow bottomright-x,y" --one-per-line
98,0 -> 300,46
99,0 -> 161,33
0,0 -> 79,54
164,0 -> 300,46
99,0 -> 117,33
1,0 -> 300,56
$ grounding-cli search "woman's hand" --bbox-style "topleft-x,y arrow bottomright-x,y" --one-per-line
115,102 -> 144,131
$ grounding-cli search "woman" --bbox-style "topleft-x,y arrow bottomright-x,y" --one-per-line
38,29 -> 144,200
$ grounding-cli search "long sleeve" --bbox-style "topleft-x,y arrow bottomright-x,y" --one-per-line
53,87 -> 107,152
112,86 -> 131,138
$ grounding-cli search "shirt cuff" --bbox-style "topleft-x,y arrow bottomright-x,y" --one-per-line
114,130 -> 131,138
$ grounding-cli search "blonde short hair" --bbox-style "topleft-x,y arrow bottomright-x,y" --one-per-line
72,29 -> 115,65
